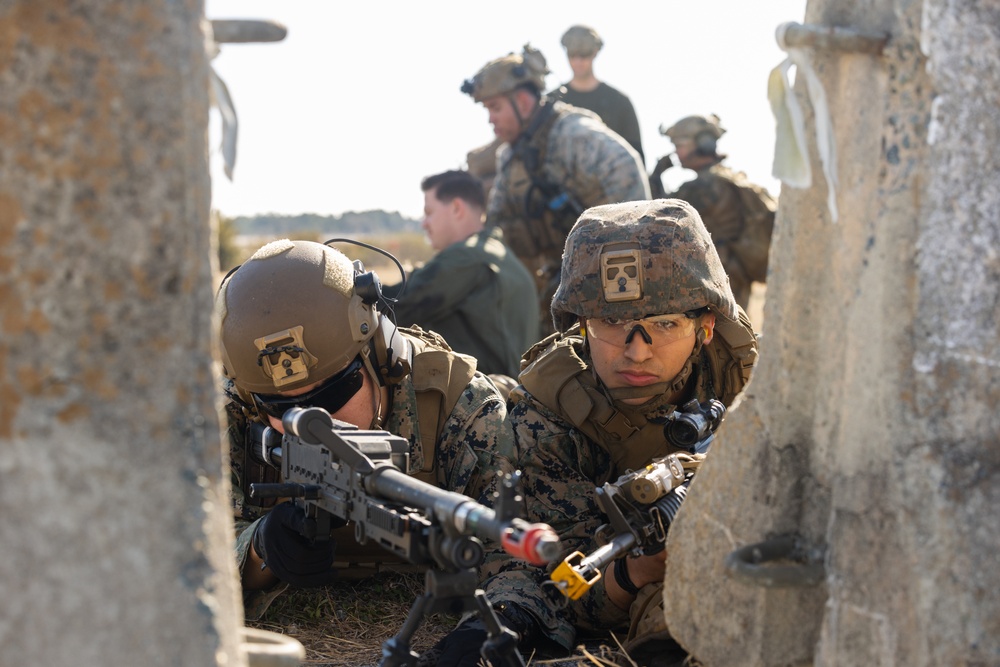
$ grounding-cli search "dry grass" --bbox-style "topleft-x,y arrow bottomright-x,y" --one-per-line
247,571 -> 456,666
244,570 -> 663,667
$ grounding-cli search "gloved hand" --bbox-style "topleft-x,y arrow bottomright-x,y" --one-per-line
432,603 -> 544,667
432,619 -> 491,667
251,502 -> 336,588
649,154 -> 674,199
651,153 -> 674,177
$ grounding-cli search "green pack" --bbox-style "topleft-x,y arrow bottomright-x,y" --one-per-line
728,171 -> 777,283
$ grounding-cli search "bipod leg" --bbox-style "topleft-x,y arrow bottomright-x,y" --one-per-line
380,592 -> 432,667
473,590 -> 526,667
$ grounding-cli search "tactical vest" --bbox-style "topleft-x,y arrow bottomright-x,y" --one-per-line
518,313 -> 757,480
501,100 -> 581,265
717,164 -> 777,283
402,327 -> 479,485
328,327 -> 478,567
680,163 -> 776,285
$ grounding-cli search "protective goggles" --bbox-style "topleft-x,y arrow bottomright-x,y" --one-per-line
586,313 -> 697,348
252,355 -> 365,420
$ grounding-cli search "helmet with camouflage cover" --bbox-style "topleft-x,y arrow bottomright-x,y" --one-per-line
216,239 -> 407,399
461,44 -> 549,103
561,25 -> 603,57
551,199 -> 738,334
660,114 -> 726,144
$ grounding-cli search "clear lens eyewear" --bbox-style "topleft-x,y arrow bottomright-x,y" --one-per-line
586,314 -> 697,348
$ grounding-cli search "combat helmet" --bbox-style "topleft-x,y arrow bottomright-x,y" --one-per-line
462,44 -> 549,103
551,199 -> 739,335
660,114 -> 726,152
216,239 -> 409,402
561,25 -> 603,57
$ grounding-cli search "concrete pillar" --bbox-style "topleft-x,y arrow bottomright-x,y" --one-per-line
664,1 -> 1000,665
0,2 -> 244,665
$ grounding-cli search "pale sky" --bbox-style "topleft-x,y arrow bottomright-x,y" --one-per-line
206,0 -> 808,221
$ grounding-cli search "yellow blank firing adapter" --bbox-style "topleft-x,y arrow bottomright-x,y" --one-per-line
551,551 -> 602,601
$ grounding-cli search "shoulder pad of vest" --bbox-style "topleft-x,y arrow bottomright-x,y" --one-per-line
399,324 -> 453,352
410,347 -> 477,398
519,334 -> 596,427
406,339 -> 479,481
706,307 -> 759,404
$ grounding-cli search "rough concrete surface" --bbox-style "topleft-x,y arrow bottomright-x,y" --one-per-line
663,1 -> 1000,665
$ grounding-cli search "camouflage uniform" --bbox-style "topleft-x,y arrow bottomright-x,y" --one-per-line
216,239 -> 519,618
466,137 -> 503,201
669,160 -> 759,308
485,334 -> 743,647
477,200 -> 758,653
548,83 -> 644,162
660,115 -> 777,310
229,328 -> 518,618
489,100 -> 650,334
390,227 -> 540,378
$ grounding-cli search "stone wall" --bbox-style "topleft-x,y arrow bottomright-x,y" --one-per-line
664,1 -> 1000,665
0,3 -> 244,665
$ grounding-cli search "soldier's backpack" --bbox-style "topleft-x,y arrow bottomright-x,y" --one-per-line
728,171 -> 777,283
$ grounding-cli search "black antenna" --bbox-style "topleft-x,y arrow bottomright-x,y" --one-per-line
323,237 -> 407,300
324,237 -> 408,331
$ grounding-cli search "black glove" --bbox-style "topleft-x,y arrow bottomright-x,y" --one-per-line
651,153 -> 674,177
251,501 -> 336,588
432,603 -> 544,667
433,619 -> 492,667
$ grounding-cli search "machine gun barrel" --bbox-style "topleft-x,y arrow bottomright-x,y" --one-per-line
251,406 -> 561,568
366,466 -> 561,566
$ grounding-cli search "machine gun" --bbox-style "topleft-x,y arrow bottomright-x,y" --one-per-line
549,399 -> 725,601
249,406 -> 561,667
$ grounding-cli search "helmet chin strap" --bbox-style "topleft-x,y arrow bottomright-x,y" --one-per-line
604,327 -> 709,408
508,92 -> 527,131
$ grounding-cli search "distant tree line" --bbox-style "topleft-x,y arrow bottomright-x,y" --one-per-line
214,210 -> 431,276
232,210 -> 421,237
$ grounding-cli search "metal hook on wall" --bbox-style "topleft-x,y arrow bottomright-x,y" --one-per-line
778,21 -> 890,55
725,534 -> 826,588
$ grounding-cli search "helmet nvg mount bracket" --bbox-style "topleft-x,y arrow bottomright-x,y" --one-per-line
462,43 -> 550,103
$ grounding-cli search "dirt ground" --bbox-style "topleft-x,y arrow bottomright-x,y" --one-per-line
246,571 -> 641,667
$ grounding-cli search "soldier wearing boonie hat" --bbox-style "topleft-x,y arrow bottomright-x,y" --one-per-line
550,25 -> 645,161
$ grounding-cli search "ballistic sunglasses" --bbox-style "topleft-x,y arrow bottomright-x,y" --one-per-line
252,355 -> 365,420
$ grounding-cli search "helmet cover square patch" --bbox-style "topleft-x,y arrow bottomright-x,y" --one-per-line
254,325 -> 316,389
601,245 -> 643,302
